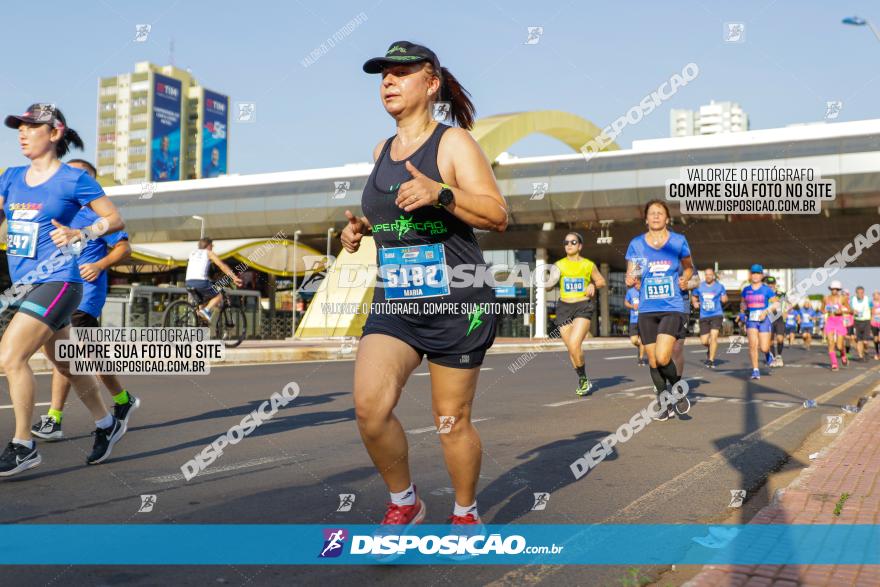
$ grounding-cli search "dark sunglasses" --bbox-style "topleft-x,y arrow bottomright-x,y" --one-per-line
564,239 -> 580,245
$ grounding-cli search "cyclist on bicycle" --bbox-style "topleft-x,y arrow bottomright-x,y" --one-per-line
184,237 -> 242,321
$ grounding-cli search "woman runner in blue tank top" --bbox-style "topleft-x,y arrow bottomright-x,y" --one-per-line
341,42 -> 508,533
0,104 -> 128,477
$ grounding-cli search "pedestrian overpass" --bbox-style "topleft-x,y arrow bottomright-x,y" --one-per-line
97,112 -> 880,270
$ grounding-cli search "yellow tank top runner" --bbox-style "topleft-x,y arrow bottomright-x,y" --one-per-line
555,257 -> 594,300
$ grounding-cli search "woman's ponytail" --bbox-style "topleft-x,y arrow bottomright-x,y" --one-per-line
49,108 -> 84,158
438,66 -> 475,130
57,127 -> 84,158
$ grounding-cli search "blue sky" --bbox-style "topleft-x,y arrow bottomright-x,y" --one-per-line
1,0 -> 878,280
2,0 -> 879,171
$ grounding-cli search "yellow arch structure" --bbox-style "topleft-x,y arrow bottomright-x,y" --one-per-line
470,110 -> 619,162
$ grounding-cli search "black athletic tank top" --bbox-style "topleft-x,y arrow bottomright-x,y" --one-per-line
360,123 -> 496,345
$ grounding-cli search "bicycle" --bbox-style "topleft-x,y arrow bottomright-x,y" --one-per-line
162,286 -> 247,348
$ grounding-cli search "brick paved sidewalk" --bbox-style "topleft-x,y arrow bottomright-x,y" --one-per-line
684,383 -> 880,587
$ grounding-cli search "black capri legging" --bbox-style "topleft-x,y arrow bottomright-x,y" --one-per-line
638,312 -> 684,346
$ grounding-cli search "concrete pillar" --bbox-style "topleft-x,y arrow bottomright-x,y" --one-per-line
599,262 -> 610,337
535,248 -> 548,338
267,273 -> 277,338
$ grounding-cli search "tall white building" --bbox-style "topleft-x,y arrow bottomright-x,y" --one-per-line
670,100 -> 749,137
97,62 -> 229,185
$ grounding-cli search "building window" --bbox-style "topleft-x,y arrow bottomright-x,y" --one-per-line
129,146 -> 147,156
132,97 -> 148,108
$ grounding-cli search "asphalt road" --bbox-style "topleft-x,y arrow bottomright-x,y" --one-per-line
2,340 -> 878,587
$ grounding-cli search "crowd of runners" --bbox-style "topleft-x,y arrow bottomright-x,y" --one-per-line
0,104 -> 237,478
2,42 -> 878,547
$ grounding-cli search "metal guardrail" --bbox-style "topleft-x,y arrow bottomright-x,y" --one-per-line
104,285 -> 262,338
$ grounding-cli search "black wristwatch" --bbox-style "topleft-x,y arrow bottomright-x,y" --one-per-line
434,183 -> 454,208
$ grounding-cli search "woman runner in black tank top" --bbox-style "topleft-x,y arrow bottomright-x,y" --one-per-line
341,41 -> 508,531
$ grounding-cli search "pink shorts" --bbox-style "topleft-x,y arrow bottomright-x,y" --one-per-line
825,315 -> 846,336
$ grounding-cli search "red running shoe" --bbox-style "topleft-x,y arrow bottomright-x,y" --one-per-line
446,513 -> 486,560
373,492 -> 426,563
381,498 -> 426,526
449,513 -> 481,525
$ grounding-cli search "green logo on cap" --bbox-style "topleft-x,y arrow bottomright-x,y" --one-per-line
387,45 -> 407,55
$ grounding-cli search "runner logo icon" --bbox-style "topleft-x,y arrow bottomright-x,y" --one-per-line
319,528 -> 348,558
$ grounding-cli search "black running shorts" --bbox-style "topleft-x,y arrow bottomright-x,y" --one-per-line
772,318 -> 786,337
854,320 -> 872,342
638,312 -> 684,346
555,299 -> 594,326
699,315 -> 723,334
14,282 -> 83,332
71,309 -> 100,328
677,312 -> 689,340
361,323 -> 494,369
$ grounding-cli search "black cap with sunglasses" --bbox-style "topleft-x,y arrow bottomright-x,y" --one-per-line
363,41 -> 441,74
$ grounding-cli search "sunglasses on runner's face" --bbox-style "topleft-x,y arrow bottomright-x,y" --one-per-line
564,240 -> 579,245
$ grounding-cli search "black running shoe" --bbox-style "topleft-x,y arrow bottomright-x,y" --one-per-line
113,394 -> 141,433
87,418 -> 125,465
675,396 -> 692,415
31,415 -> 63,441
0,442 -> 41,477
653,407 -> 672,421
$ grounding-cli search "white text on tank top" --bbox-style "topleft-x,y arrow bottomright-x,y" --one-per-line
186,249 -> 210,280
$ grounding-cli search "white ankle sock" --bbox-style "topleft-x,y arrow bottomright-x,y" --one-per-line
12,438 -> 34,450
95,413 -> 114,430
453,501 -> 479,519
390,484 -> 416,506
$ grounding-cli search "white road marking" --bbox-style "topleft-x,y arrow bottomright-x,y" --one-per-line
605,355 -> 636,360
0,402 -> 50,410
623,385 -> 655,392
406,417 -> 492,434
413,367 -> 493,377
690,350 -> 708,354
145,456 -> 294,484
544,399 -> 589,407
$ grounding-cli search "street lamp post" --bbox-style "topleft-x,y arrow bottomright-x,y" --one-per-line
291,230 -> 302,339
324,227 -> 337,338
191,215 -> 205,240
842,16 -> 880,42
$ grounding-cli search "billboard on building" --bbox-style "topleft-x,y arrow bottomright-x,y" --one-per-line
150,73 -> 182,182
201,90 -> 228,178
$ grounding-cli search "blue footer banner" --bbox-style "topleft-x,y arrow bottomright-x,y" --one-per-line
2,525 -> 878,565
